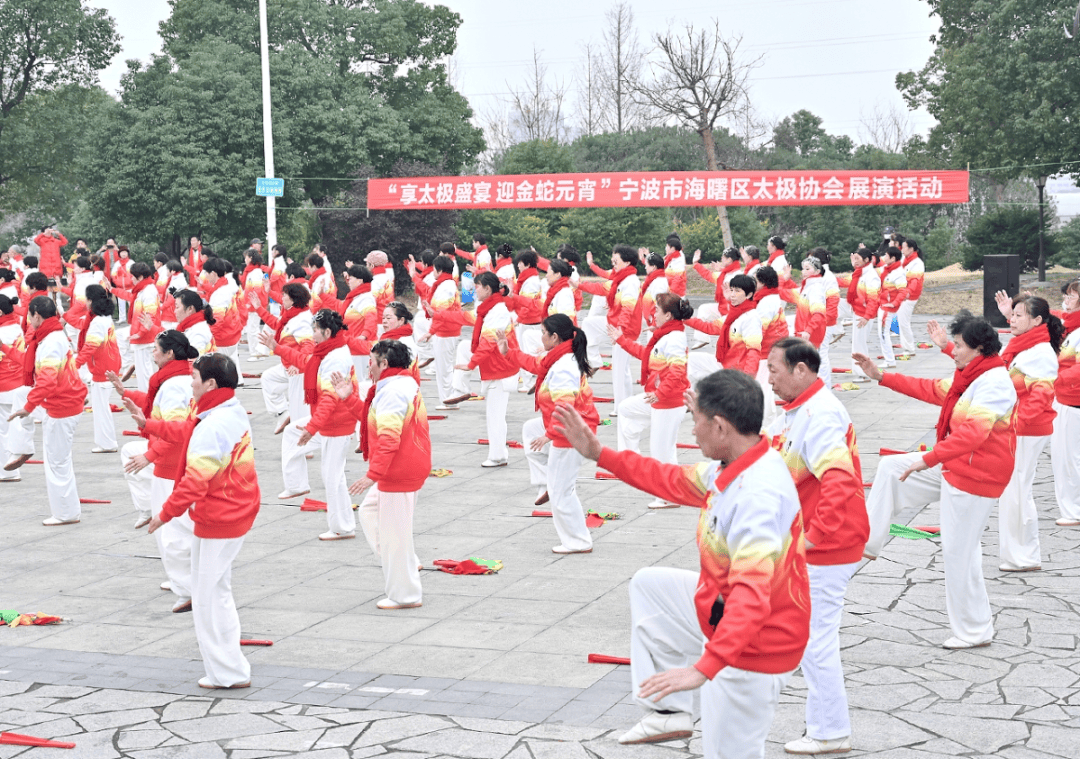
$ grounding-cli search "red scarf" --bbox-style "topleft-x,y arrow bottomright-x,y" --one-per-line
242,264 -> 268,286
309,267 -> 327,283
304,332 -> 348,405
274,306 -> 303,343
716,299 -> 755,363
902,252 -> 918,268
142,359 -> 192,419
533,339 -> 574,411
881,260 -> 902,282
418,265 -> 434,281
766,248 -> 785,266
431,272 -> 454,302
641,318 -> 684,386
1063,310 -> 1080,336
632,269 -> 666,327
381,324 -> 412,341
542,276 -> 571,316
846,265 -> 864,304
937,353 -> 1005,442
1001,323 -> 1050,367
371,264 -> 388,276
176,310 -> 206,333
800,272 -> 820,294
606,265 -> 637,311
715,261 -> 740,302
742,258 -> 759,274
754,287 -> 779,303
664,251 -> 681,268
77,313 -> 94,351
344,282 -> 372,313
514,267 -> 538,295
173,387 -> 234,481
359,366 -> 409,460
0,312 -> 16,330
471,292 -> 505,352
206,275 -> 229,302
129,276 -> 155,305
23,316 -> 63,386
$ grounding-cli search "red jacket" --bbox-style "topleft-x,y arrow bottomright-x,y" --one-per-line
304,345 -> 359,438
343,373 -> 431,492
25,327 -> 87,419
466,300 -> 518,381
0,319 -> 26,393
33,232 -> 67,278
509,347 -> 599,447
615,327 -> 689,409
75,315 -> 122,382
1056,323 -> 1080,406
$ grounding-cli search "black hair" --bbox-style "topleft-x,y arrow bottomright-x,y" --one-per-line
285,262 -> 306,279
313,308 -> 345,336
771,336 -> 821,374
371,339 -> 411,368
473,232 -> 486,245
548,258 -> 572,278
949,311 -> 1001,356
130,262 -> 152,280
433,255 -> 455,275
0,294 -> 13,315
655,292 -> 694,320
802,256 -> 824,275
385,300 -> 413,323
272,243 -> 287,259
612,244 -> 638,266
86,285 -> 113,317
904,237 -> 920,254
1062,279 -> 1080,297
176,289 -> 216,325
884,245 -> 903,263
695,369 -> 763,435
744,245 -> 760,261
729,274 -> 757,297
665,234 -> 682,251
516,250 -> 538,268
768,235 -> 786,251
23,255 -> 38,269
756,266 -> 778,289
29,295 -> 56,318
166,259 -> 185,275
74,256 -> 91,271
439,242 -> 456,256
221,259 -> 234,274
418,249 -> 435,266
154,252 -> 170,265
282,282 -> 310,309
646,253 -> 664,270
720,246 -> 740,263
543,313 -> 594,378
1016,296 -> 1065,353
557,246 -> 580,265
192,352 -> 238,389
25,272 -> 48,292
306,253 -> 324,269
852,248 -> 873,265
496,243 -> 514,260
475,271 -> 508,296
201,258 -> 227,277
0,269 -> 15,283
810,247 -> 831,266
346,264 -> 373,283
246,250 -> 263,267
157,330 -> 199,361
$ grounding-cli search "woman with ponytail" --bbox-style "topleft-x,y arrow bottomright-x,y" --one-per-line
991,293 -> 1062,571
110,330 -> 199,612
0,293 -> 35,480
608,293 -> 692,509
1052,281 -> 1080,526
174,290 -> 217,357
452,271 -> 519,467
498,314 -> 599,553
159,260 -> 189,330
75,285 -> 120,452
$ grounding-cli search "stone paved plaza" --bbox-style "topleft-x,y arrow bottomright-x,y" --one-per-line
3,314 -> 1080,758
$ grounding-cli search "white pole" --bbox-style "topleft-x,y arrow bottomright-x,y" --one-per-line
258,0 -> 277,248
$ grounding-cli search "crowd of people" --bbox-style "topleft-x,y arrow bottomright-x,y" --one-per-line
1,225 -> 1076,759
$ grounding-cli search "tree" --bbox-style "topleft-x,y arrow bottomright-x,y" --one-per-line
597,2 -> 647,134
635,22 -> 762,248
0,0 -> 119,203
897,0 -> 1080,192
575,43 -> 604,138
506,49 -> 570,143
961,207 -> 1058,272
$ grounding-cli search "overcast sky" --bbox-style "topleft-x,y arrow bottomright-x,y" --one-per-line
96,0 -> 942,144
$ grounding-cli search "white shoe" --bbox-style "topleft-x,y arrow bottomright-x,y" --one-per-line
784,735 -> 852,755
999,563 -> 1041,572
435,404 -> 460,411
246,356 -> 263,362
277,489 -> 310,500
424,367 -> 436,376
133,513 -> 152,529
91,447 -> 117,454
43,517 -> 80,526
647,500 -> 680,510
160,581 -> 172,592
481,459 -> 508,468
942,636 -> 991,649
849,373 -> 872,382
171,598 -> 192,613
376,598 -> 422,609
617,711 -> 693,745
877,363 -> 897,369
1056,517 -> 1080,526
552,545 -> 592,554
319,530 -> 355,541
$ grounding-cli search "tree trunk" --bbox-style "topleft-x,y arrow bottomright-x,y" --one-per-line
700,127 -> 733,248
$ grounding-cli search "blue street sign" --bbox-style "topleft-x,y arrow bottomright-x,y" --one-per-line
256,178 -> 284,197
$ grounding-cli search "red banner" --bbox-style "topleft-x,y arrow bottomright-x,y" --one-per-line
367,170 -> 969,210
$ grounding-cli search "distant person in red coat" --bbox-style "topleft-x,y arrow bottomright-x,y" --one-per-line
33,226 -> 67,289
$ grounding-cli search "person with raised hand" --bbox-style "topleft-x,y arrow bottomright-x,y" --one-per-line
1052,281 -> 1080,526
74,285 -> 120,453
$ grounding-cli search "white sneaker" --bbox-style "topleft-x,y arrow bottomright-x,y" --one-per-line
877,362 -> 897,369
784,735 -> 852,755
1056,517 -> 1080,526
942,636 -> 991,649
617,711 -> 693,744
434,404 -> 460,411
133,513 -> 152,529
319,530 -> 355,541
160,581 -> 172,592
91,447 -> 117,454
43,517 -> 80,526
246,356 -> 263,362
277,489 -> 310,500
481,459 -> 508,468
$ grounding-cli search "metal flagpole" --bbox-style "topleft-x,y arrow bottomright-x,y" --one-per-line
258,0 -> 277,248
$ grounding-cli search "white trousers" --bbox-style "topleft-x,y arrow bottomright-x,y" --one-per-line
688,353 -> 721,387
152,476 -> 193,601
245,313 -> 269,358
431,335 -> 458,404
1051,402 -> 1080,521
0,387 -> 34,479
851,318 -> 871,378
865,452 -> 995,644
216,344 -> 244,386
611,343 -> 634,410
261,363 -> 289,416
450,341 -> 478,397
89,380 -> 117,450
412,312 -> 433,360
522,417 -> 592,552
359,485 -> 422,604
998,435 -> 1047,568
480,376 -> 515,461
132,343 -> 155,393
691,302 -> 721,347
117,299 -> 128,324
191,535 -> 250,687
802,562 -> 859,741
629,567 -> 792,759
44,414 -> 80,521
515,323 -> 542,386
117,325 -> 133,368
617,395 -> 685,465
582,314 -> 611,367
756,359 -> 777,430
897,298 -> 917,353
352,354 -> 371,386
321,434 -> 356,534
817,329 -> 833,381
878,312 -> 897,364
281,414 -> 318,494
122,439 -> 152,517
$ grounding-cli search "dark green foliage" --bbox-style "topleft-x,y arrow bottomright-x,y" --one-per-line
961,207 -> 1058,272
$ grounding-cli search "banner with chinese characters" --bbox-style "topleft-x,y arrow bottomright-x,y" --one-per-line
367,170 -> 969,210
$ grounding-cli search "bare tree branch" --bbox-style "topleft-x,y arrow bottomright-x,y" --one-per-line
597,2 -> 646,133
506,47 -> 570,143
858,101 -> 915,154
